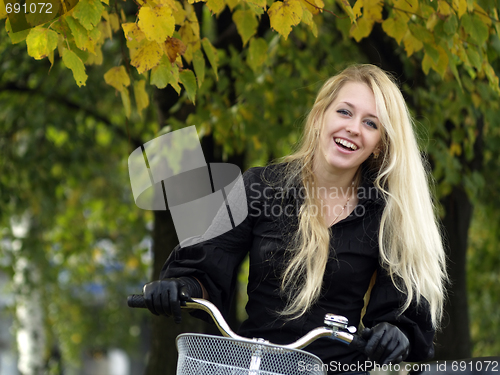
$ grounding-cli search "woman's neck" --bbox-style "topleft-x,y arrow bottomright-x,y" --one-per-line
312,166 -> 359,200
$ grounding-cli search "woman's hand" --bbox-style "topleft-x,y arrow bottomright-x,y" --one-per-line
142,277 -> 202,323
361,322 -> 410,365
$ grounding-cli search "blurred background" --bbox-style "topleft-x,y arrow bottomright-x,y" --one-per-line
1,0 -> 500,373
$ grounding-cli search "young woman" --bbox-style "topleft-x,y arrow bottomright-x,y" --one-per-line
142,64 -> 448,374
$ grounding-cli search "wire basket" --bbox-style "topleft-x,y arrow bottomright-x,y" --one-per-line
176,333 -> 327,375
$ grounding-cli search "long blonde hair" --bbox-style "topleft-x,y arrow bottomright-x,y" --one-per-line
277,64 -> 447,329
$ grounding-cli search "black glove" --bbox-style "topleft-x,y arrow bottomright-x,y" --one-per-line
361,322 -> 410,365
143,277 -> 202,323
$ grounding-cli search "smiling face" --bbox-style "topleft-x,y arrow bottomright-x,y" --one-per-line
314,81 -> 382,176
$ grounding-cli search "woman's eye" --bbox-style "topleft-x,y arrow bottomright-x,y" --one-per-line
337,109 -> 351,116
365,120 -> 378,129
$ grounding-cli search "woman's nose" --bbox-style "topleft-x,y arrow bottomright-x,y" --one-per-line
345,120 -> 361,135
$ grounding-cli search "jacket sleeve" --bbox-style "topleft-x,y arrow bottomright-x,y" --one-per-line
362,265 -> 435,362
159,168 -> 263,320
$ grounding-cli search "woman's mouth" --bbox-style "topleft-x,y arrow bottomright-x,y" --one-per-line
334,138 -> 358,152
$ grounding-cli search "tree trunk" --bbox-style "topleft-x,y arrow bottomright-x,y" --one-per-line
435,186 -> 473,359
144,210 -> 204,375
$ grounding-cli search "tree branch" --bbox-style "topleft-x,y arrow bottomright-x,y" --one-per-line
0,82 -> 142,148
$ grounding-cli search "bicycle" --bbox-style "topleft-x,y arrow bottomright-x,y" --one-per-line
127,294 -> 368,375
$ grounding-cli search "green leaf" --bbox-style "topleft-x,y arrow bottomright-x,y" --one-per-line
445,49 -> 463,91
26,27 -> 59,60
150,64 -> 170,89
62,48 -> 88,86
339,0 -> 356,23
192,48 -> 205,88
423,42 -> 440,62
408,23 -> 434,43
201,38 -> 219,80
247,37 -> 267,72
465,47 -> 481,70
65,16 -> 100,53
179,70 -> 197,104
233,9 -> 258,46
461,13 -> 489,45
443,14 -> 458,35
150,62 -> 181,93
72,0 -> 104,30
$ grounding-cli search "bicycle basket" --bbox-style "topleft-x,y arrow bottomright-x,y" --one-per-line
176,333 -> 326,375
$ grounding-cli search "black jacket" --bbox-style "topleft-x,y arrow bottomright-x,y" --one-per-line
161,164 -> 435,372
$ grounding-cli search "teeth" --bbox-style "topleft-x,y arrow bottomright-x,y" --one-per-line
335,138 -> 358,151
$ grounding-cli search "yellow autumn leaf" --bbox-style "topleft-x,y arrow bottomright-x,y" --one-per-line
233,9 -> 258,46
470,92 -> 482,108
179,6 -> 200,63
206,0 -> 225,14
138,5 -> 175,43
449,142 -> 462,156
473,4 -> 492,26
452,0 -> 467,18
350,17 -> 374,41
402,29 -> 423,56
26,27 -> 59,60
268,0 -> 303,40
352,0 -> 363,18
131,40 -> 163,74
99,14 -> 113,40
437,0 -> 452,15
226,0 -> 240,11
0,0 -> 7,20
104,65 -> 130,92
382,16 -> 408,44
363,0 -> 382,20
134,80 -> 149,117
108,13 -> 120,32
300,0 -> 323,15
172,0 -> 186,24
122,23 -> 146,43
120,88 -> 132,118
422,45 -> 449,77
300,7 -> 317,37
246,0 -> 267,8
394,0 -> 418,14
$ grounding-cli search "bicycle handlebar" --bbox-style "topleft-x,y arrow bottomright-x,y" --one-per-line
127,294 -> 368,351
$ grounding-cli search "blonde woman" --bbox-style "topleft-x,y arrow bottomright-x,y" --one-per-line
143,64 -> 448,374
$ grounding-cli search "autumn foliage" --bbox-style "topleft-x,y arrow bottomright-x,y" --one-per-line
1,0 -> 499,123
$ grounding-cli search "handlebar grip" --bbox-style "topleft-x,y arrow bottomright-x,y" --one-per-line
349,334 -> 368,353
127,294 -> 147,308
